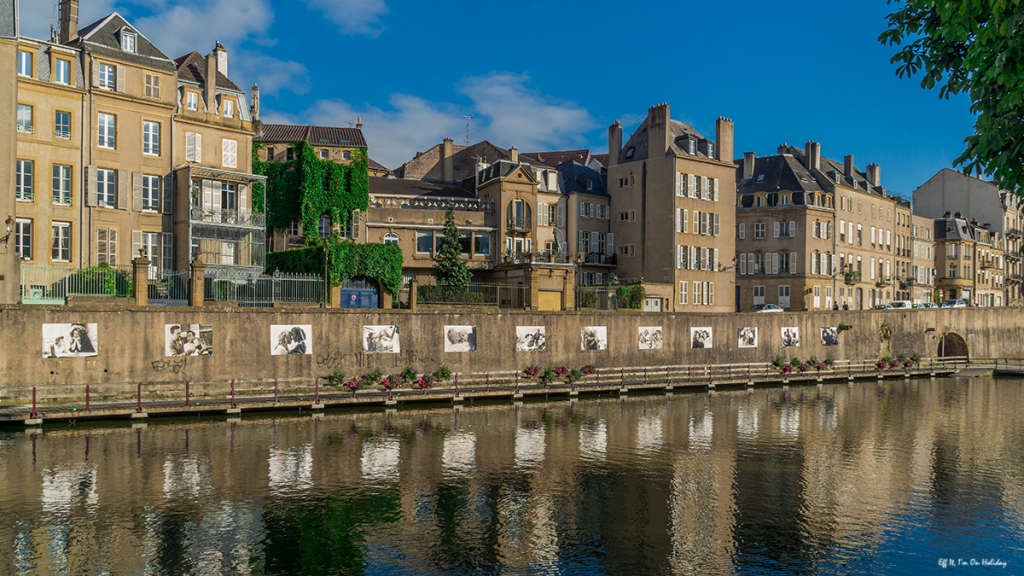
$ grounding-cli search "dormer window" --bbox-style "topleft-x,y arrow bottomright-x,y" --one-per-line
120,30 -> 137,53
224,98 -> 234,118
688,140 -> 695,155
625,147 -> 635,159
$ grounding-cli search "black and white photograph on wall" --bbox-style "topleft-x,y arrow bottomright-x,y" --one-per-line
364,325 -> 401,353
581,327 -> 608,351
165,324 -> 213,356
690,327 -> 713,349
738,327 -> 758,349
821,327 -> 839,347
42,323 -> 98,358
444,326 -> 477,352
638,326 -> 663,350
270,325 -> 313,356
516,326 -> 547,352
782,327 -> 801,347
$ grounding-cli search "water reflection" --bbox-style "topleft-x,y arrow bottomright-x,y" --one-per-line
0,379 -> 1023,574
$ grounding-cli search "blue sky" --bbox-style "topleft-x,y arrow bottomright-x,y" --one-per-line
21,0 -> 975,197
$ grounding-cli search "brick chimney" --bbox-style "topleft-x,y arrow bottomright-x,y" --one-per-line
804,141 -> 820,171
250,83 -> 260,120
742,152 -> 756,180
715,117 -> 734,164
205,51 -> 217,113
777,142 -> 789,155
648,103 -> 670,157
356,117 -> 362,130
58,0 -> 79,44
510,146 -> 519,163
844,155 -> 855,179
441,137 -> 454,182
213,41 -> 228,77
867,163 -> 881,187
608,120 -> 622,167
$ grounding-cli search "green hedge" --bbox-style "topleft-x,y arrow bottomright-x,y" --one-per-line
266,239 -> 403,295
616,284 -> 646,309
417,285 -> 487,304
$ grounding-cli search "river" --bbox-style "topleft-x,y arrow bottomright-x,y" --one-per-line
0,377 -> 1022,575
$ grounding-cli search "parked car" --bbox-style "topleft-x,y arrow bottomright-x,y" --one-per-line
914,302 -> 939,309
748,303 -> 783,313
941,299 -> 967,308
888,300 -> 913,309
872,304 -> 893,310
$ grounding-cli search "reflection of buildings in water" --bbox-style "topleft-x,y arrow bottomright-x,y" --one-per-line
689,410 -> 713,449
819,401 -> 838,431
637,416 -> 663,452
497,483 -> 530,558
737,404 -> 759,439
268,445 -> 313,492
779,404 -> 800,439
41,465 -> 98,513
163,454 -> 212,499
362,437 -> 401,482
579,422 -> 608,461
180,501 -> 266,575
669,454 -> 737,574
442,432 -> 477,476
515,427 -> 546,468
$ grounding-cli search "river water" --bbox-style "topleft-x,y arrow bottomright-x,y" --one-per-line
0,378 -> 1022,575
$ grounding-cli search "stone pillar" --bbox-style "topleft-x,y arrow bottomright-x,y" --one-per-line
330,284 -> 341,309
529,268 -> 540,311
133,252 -> 150,307
562,269 -> 575,311
189,256 -> 206,307
409,278 -> 418,310
381,290 -> 392,309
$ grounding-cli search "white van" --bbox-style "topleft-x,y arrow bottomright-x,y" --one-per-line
888,300 -> 913,309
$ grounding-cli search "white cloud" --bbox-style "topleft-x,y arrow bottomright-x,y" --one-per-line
132,0 -> 274,59
233,50 -> 310,97
18,0 -> 118,40
269,72 -> 595,169
303,0 -> 389,36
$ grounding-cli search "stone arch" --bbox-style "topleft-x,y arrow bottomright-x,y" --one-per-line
938,332 -> 969,360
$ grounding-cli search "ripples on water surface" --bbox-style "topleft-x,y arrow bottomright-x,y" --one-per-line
1,378 -> 1023,575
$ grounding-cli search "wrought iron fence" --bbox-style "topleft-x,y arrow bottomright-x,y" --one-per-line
205,272 -> 326,307
576,288 -> 618,311
190,207 -> 266,227
418,282 -> 529,309
148,270 -> 190,307
21,264 -> 133,305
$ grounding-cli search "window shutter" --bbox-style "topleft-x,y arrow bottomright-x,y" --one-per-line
693,210 -> 699,233
739,253 -> 747,275
162,232 -> 173,272
239,184 -> 248,217
524,238 -> 531,252
773,222 -> 780,238
606,233 -> 613,255
194,133 -> 202,161
708,282 -> 714,306
694,281 -> 702,305
675,208 -> 681,233
115,65 -> 125,93
747,253 -> 755,274
537,203 -> 545,226
579,201 -> 585,216
556,204 -> 564,227
791,253 -> 797,274
211,181 -> 222,213
789,221 -> 796,238
713,248 -> 719,271
97,229 -> 107,264
162,174 -> 174,215
675,246 -> 682,269
830,254 -> 836,275
680,281 -> 687,305
771,253 -> 780,274
589,203 -> 595,217
713,178 -> 719,201
688,174 -> 697,198
739,223 -> 745,239
689,246 -> 697,270
91,61 -> 100,87
131,230 -> 142,260
714,213 -> 721,236
117,170 -> 128,210
201,179 -> 214,211
108,229 -> 118,265
131,172 -> 143,211
683,209 -> 689,233
185,133 -> 195,162
590,231 -> 598,253
578,230 -> 585,250
85,165 -> 98,206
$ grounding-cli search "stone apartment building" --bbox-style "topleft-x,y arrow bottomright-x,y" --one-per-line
931,213 -> 1002,305
914,168 -> 1021,305
735,142 -> 911,311
4,0 -> 263,304
0,0 -> 18,303
910,213 -> 937,304
607,104 -> 736,312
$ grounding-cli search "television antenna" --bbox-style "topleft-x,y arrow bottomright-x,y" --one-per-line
461,115 -> 474,145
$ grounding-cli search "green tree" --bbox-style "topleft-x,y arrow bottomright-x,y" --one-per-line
434,201 -> 472,292
880,1 -> 1024,193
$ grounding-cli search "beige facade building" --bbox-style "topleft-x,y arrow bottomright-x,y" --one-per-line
914,168 -> 1021,305
607,104 -> 736,312
931,213 -> 1005,306
910,213 -> 937,304
0,0 -> 18,303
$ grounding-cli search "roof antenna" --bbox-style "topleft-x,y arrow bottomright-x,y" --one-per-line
461,115 -> 474,146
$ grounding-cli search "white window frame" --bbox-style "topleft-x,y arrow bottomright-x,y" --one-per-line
51,221 -> 71,262
142,175 -> 160,211
15,218 -> 32,260
98,63 -> 115,89
17,104 -> 32,133
17,50 -> 32,77
97,113 -> 116,149
16,159 -> 33,201
224,98 -> 235,118
52,164 -> 72,205
54,58 -> 71,85
96,168 -> 116,208
186,92 -> 199,111
143,121 -> 160,156
121,31 -> 137,53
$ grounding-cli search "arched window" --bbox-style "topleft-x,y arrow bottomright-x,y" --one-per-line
383,233 -> 399,245
506,199 -> 532,230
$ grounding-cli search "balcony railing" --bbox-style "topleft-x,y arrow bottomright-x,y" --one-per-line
503,250 -> 571,265
372,196 -> 494,212
876,276 -> 892,287
190,208 -> 265,228
585,253 -> 617,266
1008,228 -> 1023,239
506,217 -> 532,232
54,129 -> 71,140
844,271 -> 862,283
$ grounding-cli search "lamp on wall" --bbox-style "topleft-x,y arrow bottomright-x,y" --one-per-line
0,216 -> 13,246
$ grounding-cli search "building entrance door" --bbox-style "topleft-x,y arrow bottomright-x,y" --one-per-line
856,288 -> 863,310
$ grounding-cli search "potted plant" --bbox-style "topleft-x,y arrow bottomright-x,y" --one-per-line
524,366 -> 541,378
415,376 -> 434,394
540,367 -> 556,386
345,379 -> 360,397
581,365 -> 597,375
401,365 -> 418,385
325,370 -> 345,388
434,365 -> 452,382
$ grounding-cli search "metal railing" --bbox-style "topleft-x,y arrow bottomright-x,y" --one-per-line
507,217 -> 532,232
21,264 -> 133,304
417,282 -> 529,309
190,207 -> 266,228
148,269 -> 190,307
205,272 -> 326,307
576,288 -> 618,311
585,253 -> 617,265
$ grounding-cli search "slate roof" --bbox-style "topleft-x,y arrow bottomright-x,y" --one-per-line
557,161 -> 608,197
174,51 -> 240,91
738,145 -> 886,198
619,116 -> 711,164
935,217 -> 974,241
75,13 -> 176,72
256,124 -> 367,147
521,149 -> 590,168
591,154 -> 609,168
368,158 -> 391,172
0,0 -> 15,38
370,177 -> 475,199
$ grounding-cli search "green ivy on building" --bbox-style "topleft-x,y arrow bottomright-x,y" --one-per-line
265,239 -> 403,295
